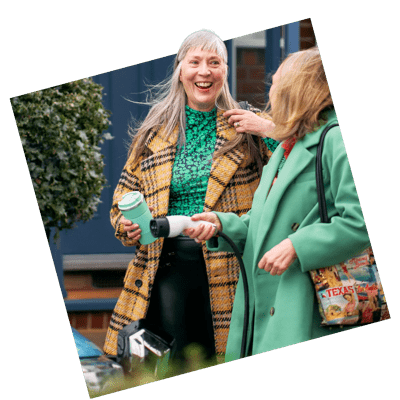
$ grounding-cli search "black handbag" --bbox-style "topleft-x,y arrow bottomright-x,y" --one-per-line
309,123 -> 390,325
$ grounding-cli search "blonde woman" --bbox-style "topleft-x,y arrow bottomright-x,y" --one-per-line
103,29 -> 277,365
186,47 -> 371,361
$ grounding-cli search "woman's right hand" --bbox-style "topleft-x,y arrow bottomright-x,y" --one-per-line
184,212 -> 222,242
121,206 -> 154,241
223,109 -> 276,138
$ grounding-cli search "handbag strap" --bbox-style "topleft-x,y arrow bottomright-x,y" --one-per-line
316,123 -> 339,223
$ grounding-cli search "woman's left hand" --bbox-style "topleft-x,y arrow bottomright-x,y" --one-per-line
258,238 -> 298,276
223,109 -> 275,138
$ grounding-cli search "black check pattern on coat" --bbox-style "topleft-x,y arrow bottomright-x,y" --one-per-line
104,109 -> 274,355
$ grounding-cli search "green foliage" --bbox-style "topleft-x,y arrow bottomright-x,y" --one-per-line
88,344 -> 223,398
11,78 -> 113,242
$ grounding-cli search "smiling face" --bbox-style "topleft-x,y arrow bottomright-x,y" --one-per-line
179,47 -> 226,111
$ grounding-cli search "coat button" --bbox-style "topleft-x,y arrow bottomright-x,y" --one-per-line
135,280 -> 142,288
270,307 -> 275,316
291,223 -> 299,232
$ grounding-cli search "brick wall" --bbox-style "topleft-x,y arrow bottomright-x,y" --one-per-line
300,18 -> 317,49
236,19 -> 317,109
69,311 -> 113,348
236,47 -> 267,109
65,270 -> 123,348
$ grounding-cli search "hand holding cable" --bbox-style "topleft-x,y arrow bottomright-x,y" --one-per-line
184,212 -> 222,242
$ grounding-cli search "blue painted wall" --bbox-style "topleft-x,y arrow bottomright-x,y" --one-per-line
265,21 -> 300,101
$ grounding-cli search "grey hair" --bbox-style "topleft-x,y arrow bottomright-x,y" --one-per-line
127,29 -> 240,162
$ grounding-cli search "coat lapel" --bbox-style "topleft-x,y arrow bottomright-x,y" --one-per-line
252,138 -> 316,261
203,110 -> 246,211
140,109 -> 250,216
250,145 -> 284,211
140,126 -> 178,217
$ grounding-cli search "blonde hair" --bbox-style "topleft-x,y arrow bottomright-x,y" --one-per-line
127,29 -> 261,170
267,46 -> 333,141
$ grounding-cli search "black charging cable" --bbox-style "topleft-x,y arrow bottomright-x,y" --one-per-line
150,218 -> 250,359
209,232 -> 249,359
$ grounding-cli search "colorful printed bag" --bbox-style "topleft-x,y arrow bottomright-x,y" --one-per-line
310,123 -> 390,326
310,246 -> 389,325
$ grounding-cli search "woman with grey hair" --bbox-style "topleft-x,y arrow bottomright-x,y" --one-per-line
103,29 -> 276,366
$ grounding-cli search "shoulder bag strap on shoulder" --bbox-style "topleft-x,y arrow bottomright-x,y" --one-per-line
316,123 -> 339,223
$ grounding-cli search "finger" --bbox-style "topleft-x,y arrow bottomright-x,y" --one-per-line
128,229 -> 141,239
258,257 -> 266,270
190,213 -> 205,221
184,227 -> 201,238
191,213 -> 221,231
124,223 -> 139,232
196,223 -> 215,241
120,216 -> 132,226
269,267 -> 278,276
189,222 -> 215,241
125,225 -> 142,234
182,228 -> 191,236
228,115 -> 242,125
133,226 -> 142,234
235,126 -> 246,133
191,213 -> 214,223
197,224 -> 214,241
192,224 -> 206,241
276,268 -> 285,276
223,109 -> 245,118
264,260 -> 273,273
184,226 -> 200,239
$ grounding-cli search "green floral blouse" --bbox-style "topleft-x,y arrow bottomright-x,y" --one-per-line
168,105 -> 278,216
168,106 -> 216,216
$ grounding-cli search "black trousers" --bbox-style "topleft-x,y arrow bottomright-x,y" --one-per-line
145,237 -> 216,362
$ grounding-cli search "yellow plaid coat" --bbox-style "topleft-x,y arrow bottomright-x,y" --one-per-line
103,109 -> 274,355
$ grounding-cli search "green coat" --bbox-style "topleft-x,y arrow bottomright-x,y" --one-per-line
207,110 -> 371,362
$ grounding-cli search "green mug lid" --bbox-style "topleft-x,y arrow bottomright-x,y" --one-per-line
118,191 -> 144,211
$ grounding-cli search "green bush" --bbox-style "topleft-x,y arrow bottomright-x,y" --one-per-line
11,78 -> 113,242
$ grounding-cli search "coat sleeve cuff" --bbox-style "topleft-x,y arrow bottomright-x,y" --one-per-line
206,211 -> 249,253
115,215 -> 138,247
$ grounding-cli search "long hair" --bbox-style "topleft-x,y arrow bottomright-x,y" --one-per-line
127,29 -> 261,170
266,46 -> 333,141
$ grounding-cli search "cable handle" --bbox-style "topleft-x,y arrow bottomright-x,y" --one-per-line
166,216 -> 216,238
150,216 -> 216,238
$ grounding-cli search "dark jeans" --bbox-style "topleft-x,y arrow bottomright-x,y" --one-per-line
145,237 -> 216,364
